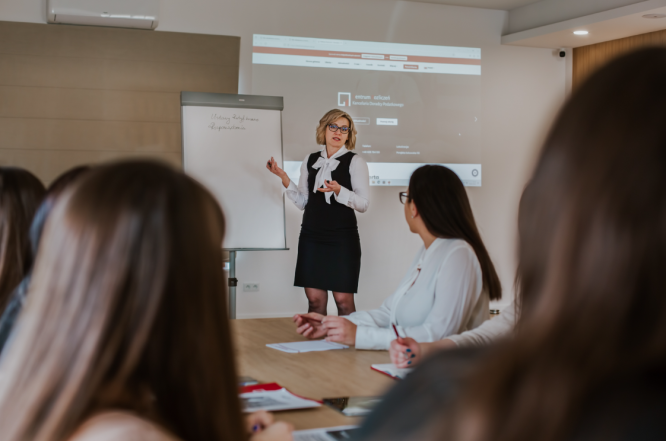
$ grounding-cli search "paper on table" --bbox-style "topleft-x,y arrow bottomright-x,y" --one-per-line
240,388 -> 321,412
267,340 -> 349,353
371,363 -> 413,380
294,425 -> 359,441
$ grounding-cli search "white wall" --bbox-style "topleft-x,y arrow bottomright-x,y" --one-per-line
0,0 -> 567,318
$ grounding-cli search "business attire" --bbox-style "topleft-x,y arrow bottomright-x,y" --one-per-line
356,348 -> 666,441
345,238 -> 488,350
286,147 -> 369,293
447,299 -> 516,347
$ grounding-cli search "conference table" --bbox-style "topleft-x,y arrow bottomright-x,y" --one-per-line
232,317 -> 396,430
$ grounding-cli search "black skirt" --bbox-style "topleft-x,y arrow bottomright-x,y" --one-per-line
294,150 -> 362,293
294,228 -> 361,293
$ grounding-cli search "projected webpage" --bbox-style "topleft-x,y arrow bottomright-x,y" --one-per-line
252,35 -> 482,186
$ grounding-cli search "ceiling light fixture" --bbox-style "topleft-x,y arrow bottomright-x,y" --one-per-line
574,30 -> 589,35
643,14 -> 666,19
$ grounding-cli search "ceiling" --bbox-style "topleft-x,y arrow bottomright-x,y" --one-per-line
503,3 -> 666,47
404,0 -> 542,11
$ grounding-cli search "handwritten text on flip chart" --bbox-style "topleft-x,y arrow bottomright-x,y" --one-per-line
208,113 -> 260,131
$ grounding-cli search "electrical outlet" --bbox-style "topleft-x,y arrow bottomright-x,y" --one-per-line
242,282 -> 260,292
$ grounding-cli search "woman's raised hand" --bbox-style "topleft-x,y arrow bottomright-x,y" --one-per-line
266,157 -> 290,188
389,337 -> 421,368
293,313 -> 328,339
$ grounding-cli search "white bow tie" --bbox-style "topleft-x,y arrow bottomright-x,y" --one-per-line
311,155 -> 340,204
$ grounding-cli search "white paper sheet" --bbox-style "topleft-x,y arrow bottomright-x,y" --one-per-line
371,363 -> 413,380
240,388 -> 321,412
266,340 -> 349,353
294,426 -> 359,441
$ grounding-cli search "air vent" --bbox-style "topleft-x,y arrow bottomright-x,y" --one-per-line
47,0 -> 159,30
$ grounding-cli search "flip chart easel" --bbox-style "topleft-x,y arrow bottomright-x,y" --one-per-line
181,92 -> 289,318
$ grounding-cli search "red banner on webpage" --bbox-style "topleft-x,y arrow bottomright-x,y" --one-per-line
253,46 -> 481,66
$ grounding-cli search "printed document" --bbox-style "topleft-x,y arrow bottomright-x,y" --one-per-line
294,426 -> 359,441
267,340 -> 349,353
241,388 -> 321,412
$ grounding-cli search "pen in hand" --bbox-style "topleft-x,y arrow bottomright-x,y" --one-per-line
392,324 -> 402,341
392,324 -> 414,365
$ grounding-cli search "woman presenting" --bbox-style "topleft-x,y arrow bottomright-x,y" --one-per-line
266,109 -> 370,316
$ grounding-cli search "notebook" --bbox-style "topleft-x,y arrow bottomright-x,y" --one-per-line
370,363 -> 413,380
239,382 -> 321,412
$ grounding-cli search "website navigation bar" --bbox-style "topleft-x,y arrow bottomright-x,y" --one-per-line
253,35 -> 481,76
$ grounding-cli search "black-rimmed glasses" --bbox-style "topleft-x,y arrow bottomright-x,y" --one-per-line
399,192 -> 409,204
328,124 -> 351,134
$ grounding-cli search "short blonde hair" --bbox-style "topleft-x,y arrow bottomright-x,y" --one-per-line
315,109 -> 357,150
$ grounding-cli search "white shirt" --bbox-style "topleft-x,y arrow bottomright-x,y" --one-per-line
447,299 -> 517,347
346,238 -> 489,350
285,147 -> 370,213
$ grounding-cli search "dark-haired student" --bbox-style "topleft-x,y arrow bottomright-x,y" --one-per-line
294,165 -> 501,350
0,167 -> 45,312
356,48 -> 666,441
0,160 -> 291,441
0,165 -> 91,355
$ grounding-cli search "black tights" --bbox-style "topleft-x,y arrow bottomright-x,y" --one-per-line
304,288 -> 356,316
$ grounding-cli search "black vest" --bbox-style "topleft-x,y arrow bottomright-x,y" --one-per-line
301,151 -> 358,233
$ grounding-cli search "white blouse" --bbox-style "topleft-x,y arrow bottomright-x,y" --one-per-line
345,238 -> 489,350
285,147 -> 370,213
447,299 -> 516,347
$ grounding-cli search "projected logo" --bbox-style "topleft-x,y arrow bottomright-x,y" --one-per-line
338,92 -> 351,107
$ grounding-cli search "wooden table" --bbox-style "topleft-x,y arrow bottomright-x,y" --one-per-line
232,318 -> 396,430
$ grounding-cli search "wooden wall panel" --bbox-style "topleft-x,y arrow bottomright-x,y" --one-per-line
0,86 -> 181,121
0,149 -> 181,183
0,21 -> 239,66
0,54 -> 237,92
0,120 -> 180,152
0,21 -> 240,184
573,28 -> 666,89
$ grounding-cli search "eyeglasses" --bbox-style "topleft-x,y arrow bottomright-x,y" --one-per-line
399,192 -> 410,204
328,124 -> 351,134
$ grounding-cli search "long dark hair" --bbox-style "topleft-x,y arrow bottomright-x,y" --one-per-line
29,165 -> 92,257
0,165 -> 92,356
0,168 -> 45,311
446,47 -> 666,441
408,165 -> 501,301
0,160 -> 244,441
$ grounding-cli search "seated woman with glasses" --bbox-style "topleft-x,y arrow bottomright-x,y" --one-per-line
292,165 -> 501,350
267,109 -> 369,316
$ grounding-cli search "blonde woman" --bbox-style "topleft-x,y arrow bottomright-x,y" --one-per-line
267,109 -> 370,316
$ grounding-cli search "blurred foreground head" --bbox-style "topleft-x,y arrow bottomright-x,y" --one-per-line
0,168 -> 45,310
358,46 -> 666,441
458,47 -> 666,441
0,160 -> 244,441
